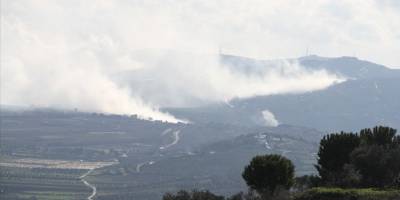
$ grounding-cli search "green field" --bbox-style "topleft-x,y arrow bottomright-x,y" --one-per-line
0,166 -> 90,200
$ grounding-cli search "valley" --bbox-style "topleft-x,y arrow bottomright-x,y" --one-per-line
0,109 -> 319,199
1,55 -> 399,199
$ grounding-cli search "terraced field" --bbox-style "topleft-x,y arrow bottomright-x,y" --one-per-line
0,167 -> 88,200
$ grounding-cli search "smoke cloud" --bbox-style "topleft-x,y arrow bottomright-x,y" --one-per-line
262,110 -> 279,127
2,0 -> 353,122
119,52 -> 343,107
1,8 -> 183,122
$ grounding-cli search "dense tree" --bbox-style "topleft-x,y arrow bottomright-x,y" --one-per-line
242,154 -> 294,198
359,126 -> 398,146
163,126 -> 400,200
351,126 -> 400,188
315,126 -> 400,188
227,191 -> 261,200
315,132 -> 360,185
293,175 -> 321,191
350,145 -> 390,187
163,190 -> 264,200
163,190 -> 225,200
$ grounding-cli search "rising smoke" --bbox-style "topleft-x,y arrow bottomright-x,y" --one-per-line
262,110 -> 279,127
1,1 -> 347,123
118,51 -> 344,107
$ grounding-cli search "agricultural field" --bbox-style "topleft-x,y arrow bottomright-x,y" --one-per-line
0,166 -> 88,200
0,110 -> 320,199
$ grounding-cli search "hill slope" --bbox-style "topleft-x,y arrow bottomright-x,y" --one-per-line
167,55 -> 400,132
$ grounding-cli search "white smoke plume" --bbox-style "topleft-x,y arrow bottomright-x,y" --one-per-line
262,110 -> 279,127
120,52 -> 344,107
1,10 -> 183,123
1,0 -> 351,122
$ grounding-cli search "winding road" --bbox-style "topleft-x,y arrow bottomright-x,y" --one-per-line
136,129 -> 181,174
80,169 -> 96,200
159,130 -> 180,150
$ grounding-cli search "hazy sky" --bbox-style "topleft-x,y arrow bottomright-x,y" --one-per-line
1,0 -> 399,122
2,0 -> 400,67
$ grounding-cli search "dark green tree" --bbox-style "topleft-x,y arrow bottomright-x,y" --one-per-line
351,126 -> 400,187
315,132 -> 360,185
163,190 -> 225,200
360,126 -> 398,146
242,154 -> 294,198
293,175 -> 321,191
227,191 -> 261,200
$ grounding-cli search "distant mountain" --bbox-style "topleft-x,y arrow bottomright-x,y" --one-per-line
2,53 -> 398,199
222,54 -> 400,79
166,55 -> 400,132
298,55 -> 400,79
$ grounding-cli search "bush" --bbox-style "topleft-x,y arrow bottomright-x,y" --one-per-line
163,190 -> 225,200
293,175 -> 322,191
294,187 -> 400,200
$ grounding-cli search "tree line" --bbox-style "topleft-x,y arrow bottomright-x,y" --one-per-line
162,126 -> 400,200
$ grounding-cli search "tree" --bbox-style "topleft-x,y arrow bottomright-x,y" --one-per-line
359,126 -> 397,146
163,190 -> 225,200
242,154 -> 294,198
350,126 -> 400,188
227,191 -> 261,200
293,175 -> 321,191
315,126 -> 400,188
350,145 -> 390,187
315,132 -> 360,185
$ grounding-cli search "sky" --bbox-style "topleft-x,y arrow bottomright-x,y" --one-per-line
2,0 -> 400,66
1,0 -> 399,122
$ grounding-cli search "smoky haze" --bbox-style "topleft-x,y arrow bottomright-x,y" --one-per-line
7,0 -> 399,122
116,51 -> 344,107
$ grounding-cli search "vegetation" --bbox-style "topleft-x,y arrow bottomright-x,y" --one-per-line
164,154 -> 295,200
294,187 -> 400,200
316,132 -> 360,186
316,126 -> 400,188
164,126 -> 400,200
351,127 -> 400,188
293,175 -> 321,192
2,111 -> 398,200
0,166 -> 88,200
242,154 -> 294,197
163,190 -> 225,200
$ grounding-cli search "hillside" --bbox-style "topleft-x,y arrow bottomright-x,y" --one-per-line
166,55 -> 400,132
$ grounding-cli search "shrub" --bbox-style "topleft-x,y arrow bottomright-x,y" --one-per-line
163,190 -> 225,200
294,187 -> 400,200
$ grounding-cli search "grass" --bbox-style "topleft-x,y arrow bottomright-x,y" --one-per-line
0,166 -> 89,200
294,187 -> 400,200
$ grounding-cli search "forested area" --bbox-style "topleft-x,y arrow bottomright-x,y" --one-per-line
164,126 -> 400,200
